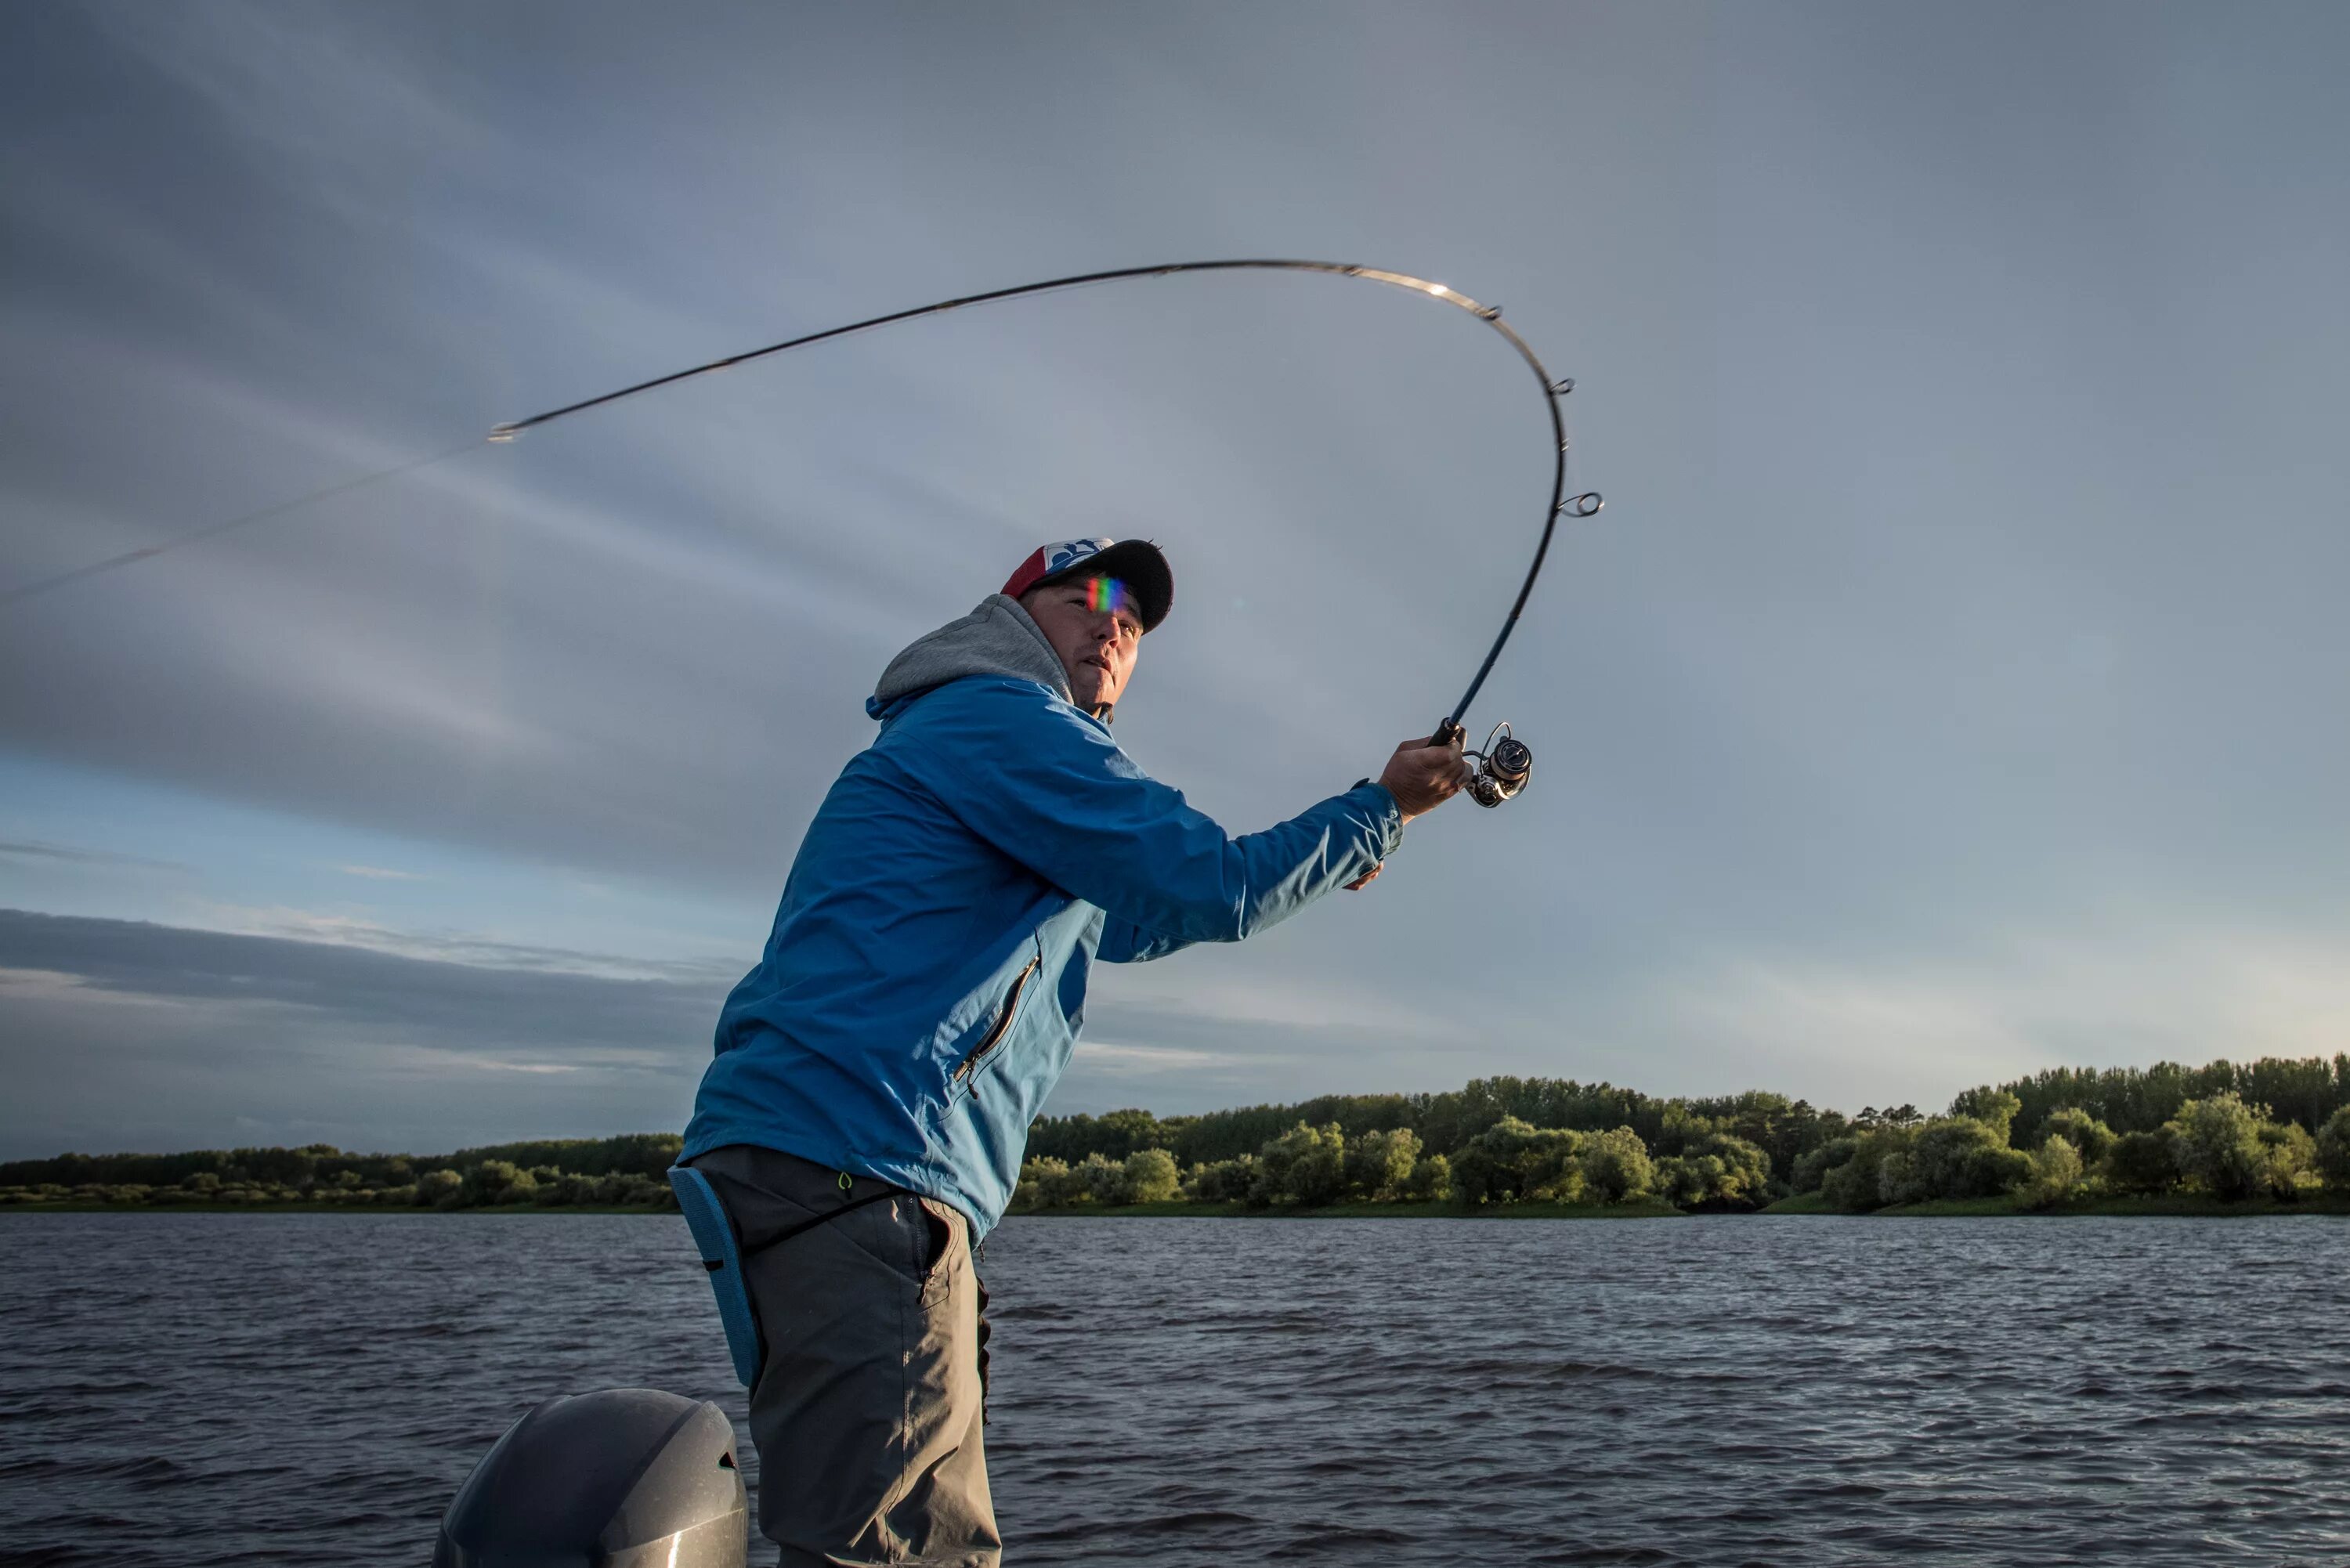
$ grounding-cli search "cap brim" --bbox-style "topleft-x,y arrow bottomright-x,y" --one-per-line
1031,538 -> 1173,632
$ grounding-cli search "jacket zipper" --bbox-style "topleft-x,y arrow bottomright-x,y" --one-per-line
955,955 -> 1039,1084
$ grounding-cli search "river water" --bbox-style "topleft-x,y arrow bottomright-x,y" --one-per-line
2,1212 -> 2347,1566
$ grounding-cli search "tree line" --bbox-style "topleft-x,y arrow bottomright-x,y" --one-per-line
0,1134 -> 685,1211
9,1054 -> 2350,1215
1013,1054 -> 2350,1213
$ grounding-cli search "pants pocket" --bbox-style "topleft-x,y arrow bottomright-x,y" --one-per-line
916,1198 -> 960,1309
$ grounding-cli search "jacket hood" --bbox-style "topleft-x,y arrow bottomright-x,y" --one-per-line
868,594 -> 1073,719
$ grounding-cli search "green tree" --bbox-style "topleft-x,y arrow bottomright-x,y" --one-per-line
1068,1153 -> 1127,1205
1791,1136 -> 1857,1195
1252,1123 -> 1347,1207
1947,1088 -> 2022,1143
1876,1118 -> 2030,1205
2166,1093 -> 2270,1201
2254,1120 -> 2314,1200
1181,1156 -> 1256,1204
1343,1128 -> 1422,1200
2316,1106 -> 2350,1194
1450,1118 -> 1585,1205
1402,1152 -> 1452,1202
1653,1133 -> 1773,1211
1013,1157 -> 1065,1210
1579,1127 -> 1654,1205
418,1169 -> 465,1209
2041,1107 -> 2116,1167
1121,1148 -> 1180,1204
2020,1135 -> 2083,1210
2100,1129 -> 2180,1194
1820,1127 -> 1910,1212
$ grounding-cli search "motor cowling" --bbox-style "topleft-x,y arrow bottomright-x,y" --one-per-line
432,1389 -> 747,1568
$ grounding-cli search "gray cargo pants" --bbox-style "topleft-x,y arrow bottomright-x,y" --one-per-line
690,1144 -> 998,1568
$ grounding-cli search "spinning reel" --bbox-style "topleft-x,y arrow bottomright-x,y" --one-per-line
1433,719 -> 1534,808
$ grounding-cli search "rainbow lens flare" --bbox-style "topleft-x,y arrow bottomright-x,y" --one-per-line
1085,576 -> 1126,615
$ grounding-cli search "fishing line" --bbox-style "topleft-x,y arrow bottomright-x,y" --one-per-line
4,259 -> 1601,797
486,258 -> 1604,772
0,441 -> 481,611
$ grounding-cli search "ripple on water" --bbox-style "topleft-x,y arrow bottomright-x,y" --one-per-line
4,1212 -> 2350,1565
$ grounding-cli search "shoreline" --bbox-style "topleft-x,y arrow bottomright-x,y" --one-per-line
11,1194 -> 2350,1219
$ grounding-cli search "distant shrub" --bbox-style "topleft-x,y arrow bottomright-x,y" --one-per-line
1791,1136 -> 1857,1196
1579,1127 -> 1654,1205
1946,1088 -> 2023,1143
418,1169 -> 465,1209
1820,1128 -> 1908,1212
2042,1108 -> 2117,1167
1180,1155 -> 1256,1205
2318,1107 -> 2350,1194
1877,1118 -> 2032,1207
2166,1094 -> 2272,1201
1343,1128 -> 1421,1201
1654,1133 -> 1773,1211
1013,1157 -> 1067,1211
2020,1136 -> 2084,1210
1121,1149 -> 1181,1204
2254,1120 -> 2315,1200
2100,1129 -> 2181,1195
1250,1123 -> 1347,1208
1402,1152 -> 1452,1203
1452,1118 -> 1585,1205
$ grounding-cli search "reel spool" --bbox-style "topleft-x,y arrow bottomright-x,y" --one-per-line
1462,721 -> 1531,808
1430,718 -> 1533,808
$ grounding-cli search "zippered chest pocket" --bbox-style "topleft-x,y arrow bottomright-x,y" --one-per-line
952,946 -> 1040,1094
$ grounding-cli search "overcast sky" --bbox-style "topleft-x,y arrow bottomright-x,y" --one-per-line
3,2 -> 2346,1160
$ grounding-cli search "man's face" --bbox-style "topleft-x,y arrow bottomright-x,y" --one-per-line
1020,574 -> 1144,714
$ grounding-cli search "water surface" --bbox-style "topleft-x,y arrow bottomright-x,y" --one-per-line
3,1212 -> 2346,1565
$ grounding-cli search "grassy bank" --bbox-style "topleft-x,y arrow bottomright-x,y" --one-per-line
0,1212 -> 682,1222
1762,1190 -> 2350,1217
1011,1198 -> 1686,1220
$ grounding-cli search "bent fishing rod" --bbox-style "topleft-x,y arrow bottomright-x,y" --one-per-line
6,259 -> 1602,806
486,259 -> 1603,808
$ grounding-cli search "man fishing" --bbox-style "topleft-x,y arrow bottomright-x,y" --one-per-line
681,535 -> 1469,1567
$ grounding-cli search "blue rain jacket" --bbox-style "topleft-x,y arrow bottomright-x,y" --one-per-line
682,596 -> 1402,1234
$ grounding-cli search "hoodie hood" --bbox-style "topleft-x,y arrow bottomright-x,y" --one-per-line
868,594 -> 1074,719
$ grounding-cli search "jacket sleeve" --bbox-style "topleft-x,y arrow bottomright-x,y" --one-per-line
1097,916 -> 1197,964
895,680 -> 1403,945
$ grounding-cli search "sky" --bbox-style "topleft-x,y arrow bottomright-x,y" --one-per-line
2,1 -> 2346,1160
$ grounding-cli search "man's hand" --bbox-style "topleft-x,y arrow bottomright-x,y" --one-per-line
1376,733 -> 1470,825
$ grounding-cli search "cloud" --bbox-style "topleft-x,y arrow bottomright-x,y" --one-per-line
0,839 -> 182,872
1072,1039 -> 1253,1075
334,863 -> 427,881
4,3 -> 2348,1150
0,909 -> 724,1158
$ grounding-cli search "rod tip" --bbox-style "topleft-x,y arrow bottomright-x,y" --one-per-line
486,425 -> 521,444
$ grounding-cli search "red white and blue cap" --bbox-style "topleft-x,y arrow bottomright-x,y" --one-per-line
1000,537 -> 1174,632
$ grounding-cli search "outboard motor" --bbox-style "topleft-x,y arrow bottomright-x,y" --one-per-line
433,1388 -> 747,1567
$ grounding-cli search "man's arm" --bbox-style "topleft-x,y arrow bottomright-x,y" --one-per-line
892,681 -> 1460,945
1097,917 -> 1195,964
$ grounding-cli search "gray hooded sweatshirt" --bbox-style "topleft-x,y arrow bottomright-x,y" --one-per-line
868,594 -> 1081,719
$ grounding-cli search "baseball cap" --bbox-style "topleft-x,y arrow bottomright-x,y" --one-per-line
1000,537 -> 1174,632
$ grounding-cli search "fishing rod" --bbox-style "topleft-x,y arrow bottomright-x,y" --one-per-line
5,260 -> 1600,807
487,259 -> 1603,807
